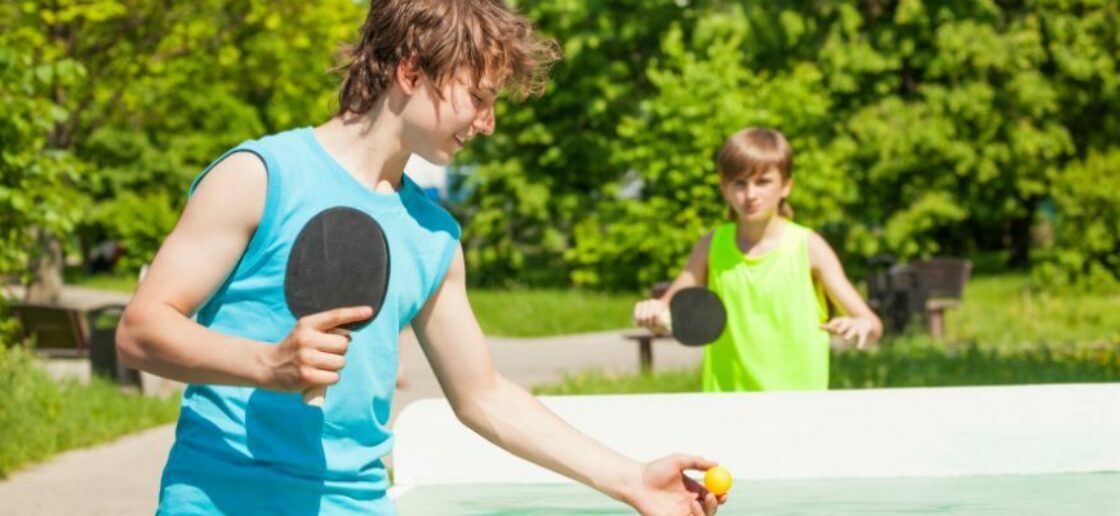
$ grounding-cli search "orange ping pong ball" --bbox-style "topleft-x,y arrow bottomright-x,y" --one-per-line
704,465 -> 732,495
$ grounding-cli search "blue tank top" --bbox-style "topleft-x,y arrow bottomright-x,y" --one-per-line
158,128 -> 460,515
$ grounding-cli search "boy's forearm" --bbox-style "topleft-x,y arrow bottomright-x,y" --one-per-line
454,376 -> 642,504
117,302 -> 273,387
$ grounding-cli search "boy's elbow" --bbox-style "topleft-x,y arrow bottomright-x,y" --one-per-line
448,374 -> 505,433
115,304 -> 152,369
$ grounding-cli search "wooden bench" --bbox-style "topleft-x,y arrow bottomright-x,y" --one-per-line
867,257 -> 972,339
624,281 -> 675,373
9,302 -> 140,386
621,331 -> 676,374
9,303 -> 91,358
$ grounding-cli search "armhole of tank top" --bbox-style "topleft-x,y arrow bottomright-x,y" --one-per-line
424,221 -> 462,311
187,143 -> 282,274
707,224 -> 732,288
796,226 -> 830,320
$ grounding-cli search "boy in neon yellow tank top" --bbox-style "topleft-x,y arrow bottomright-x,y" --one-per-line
634,128 -> 883,391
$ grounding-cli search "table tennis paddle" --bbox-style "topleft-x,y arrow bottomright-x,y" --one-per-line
285,206 -> 390,406
657,286 -> 727,346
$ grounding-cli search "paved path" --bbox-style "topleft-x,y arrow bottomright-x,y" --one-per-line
2,284 -> 131,310
0,326 -> 702,515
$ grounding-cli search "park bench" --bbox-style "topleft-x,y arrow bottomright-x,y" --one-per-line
622,281 -> 675,374
867,257 -> 972,339
8,302 -> 141,386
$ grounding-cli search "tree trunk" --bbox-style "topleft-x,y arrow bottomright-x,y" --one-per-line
1007,199 -> 1037,270
24,228 -> 65,303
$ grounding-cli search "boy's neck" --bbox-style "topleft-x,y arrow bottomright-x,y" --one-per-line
313,109 -> 410,194
734,215 -> 786,252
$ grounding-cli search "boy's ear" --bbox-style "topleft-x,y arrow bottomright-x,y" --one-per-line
395,58 -> 423,95
782,178 -> 794,197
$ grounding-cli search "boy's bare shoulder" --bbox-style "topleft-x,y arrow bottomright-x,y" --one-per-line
688,231 -> 716,260
804,229 -> 843,271
804,229 -> 832,252
186,150 -> 268,230
200,151 -> 268,187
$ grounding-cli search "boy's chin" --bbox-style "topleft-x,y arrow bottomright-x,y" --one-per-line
737,210 -> 775,222
416,150 -> 455,167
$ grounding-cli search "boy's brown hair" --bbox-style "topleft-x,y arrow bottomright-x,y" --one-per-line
717,128 -> 795,219
337,0 -> 561,116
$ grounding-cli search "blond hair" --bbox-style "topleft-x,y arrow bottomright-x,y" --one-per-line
717,128 -> 795,218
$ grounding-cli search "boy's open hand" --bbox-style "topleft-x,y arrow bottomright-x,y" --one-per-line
264,306 -> 371,391
626,454 -> 726,516
821,316 -> 876,349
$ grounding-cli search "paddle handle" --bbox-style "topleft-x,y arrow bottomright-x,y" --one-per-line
304,387 -> 327,406
302,327 -> 351,407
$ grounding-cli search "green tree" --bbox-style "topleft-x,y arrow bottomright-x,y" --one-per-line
0,7 -> 85,297
2,0 -> 363,298
457,0 -> 712,287
459,0 -> 1119,289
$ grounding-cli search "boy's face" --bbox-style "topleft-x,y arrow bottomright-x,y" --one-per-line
399,67 -> 497,166
721,167 -> 791,222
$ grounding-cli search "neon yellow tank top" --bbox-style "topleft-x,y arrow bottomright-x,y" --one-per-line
701,221 -> 830,391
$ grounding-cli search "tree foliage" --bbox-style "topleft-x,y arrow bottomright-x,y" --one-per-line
462,0 -> 1119,290
2,0 -> 362,282
2,1 -> 1117,293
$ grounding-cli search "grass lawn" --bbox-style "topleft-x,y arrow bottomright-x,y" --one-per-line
70,273 -> 638,338
534,338 -> 1120,395
0,345 -> 180,478
947,274 -> 1120,351
67,272 -> 139,293
467,289 -> 635,337
71,270 -> 1119,343
532,273 -> 1120,395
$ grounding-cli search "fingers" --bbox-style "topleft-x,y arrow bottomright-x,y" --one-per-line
673,453 -> 717,472
823,318 -> 865,345
301,343 -> 347,371
653,309 -> 672,334
702,491 -> 720,516
302,305 -> 373,332
857,329 -> 869,349
690,499 -> 705,516
310,331 -> 351,355
299,367 -> 340,387
633,299 -> 667,329
284,325 -> 351,390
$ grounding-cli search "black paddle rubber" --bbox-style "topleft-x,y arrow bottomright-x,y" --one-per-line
669,287 -> 727,346
285,207 -> 390,332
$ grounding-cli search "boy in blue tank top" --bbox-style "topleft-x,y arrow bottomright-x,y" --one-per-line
116,1 -> 726,514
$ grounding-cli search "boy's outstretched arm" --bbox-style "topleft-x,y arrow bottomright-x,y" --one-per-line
116,153 -> 364,393
412,246 -> 725,516
633,233 -> 713,331
807,232 -> 884,348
